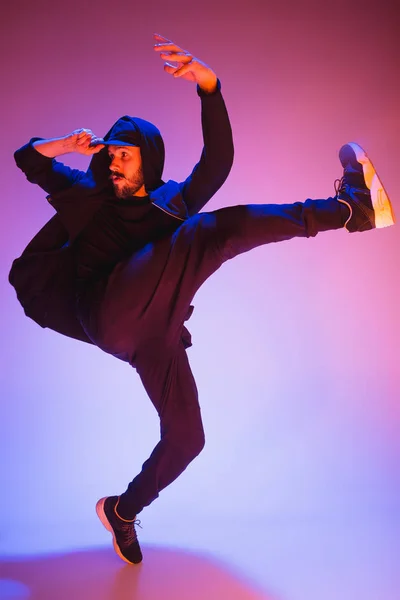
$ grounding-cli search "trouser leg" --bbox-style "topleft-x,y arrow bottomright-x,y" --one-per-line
117,341 -> 204,519
205,196 -> 345,261
136,196 -> 346,338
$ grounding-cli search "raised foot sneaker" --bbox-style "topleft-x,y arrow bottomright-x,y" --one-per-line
96,495 -> 143,564
336,142 -> 395,232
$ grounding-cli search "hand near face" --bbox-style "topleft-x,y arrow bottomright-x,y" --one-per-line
64,129 -> 105,156
153,33 -> 218,94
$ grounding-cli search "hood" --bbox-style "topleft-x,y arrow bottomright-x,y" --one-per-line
87,115 -> 165,193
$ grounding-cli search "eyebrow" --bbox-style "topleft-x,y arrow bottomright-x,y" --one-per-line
108,146 -> 131,154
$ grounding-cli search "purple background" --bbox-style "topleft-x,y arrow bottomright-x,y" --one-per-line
1,1 -> 399,598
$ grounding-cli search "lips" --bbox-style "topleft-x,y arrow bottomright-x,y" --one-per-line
111,173 -> 124,182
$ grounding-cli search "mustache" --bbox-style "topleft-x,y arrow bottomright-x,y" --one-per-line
110,171 -> 125,180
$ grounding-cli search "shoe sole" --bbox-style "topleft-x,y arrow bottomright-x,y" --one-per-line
348,142 -> 395,228
96,497 -> 137,565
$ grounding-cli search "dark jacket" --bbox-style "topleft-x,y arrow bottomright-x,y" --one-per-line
9,81 -> 234,345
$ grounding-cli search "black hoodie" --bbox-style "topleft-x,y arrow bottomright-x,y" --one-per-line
9,81 -> 234,346
92,114 -> 165,193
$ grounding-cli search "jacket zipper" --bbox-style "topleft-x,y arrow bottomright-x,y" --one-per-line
151,202 -> 186,222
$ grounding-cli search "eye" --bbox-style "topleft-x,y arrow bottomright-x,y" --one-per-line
121,152 -> 128,158
109,154 -> 114,160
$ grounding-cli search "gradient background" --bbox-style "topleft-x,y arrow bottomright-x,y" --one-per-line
1,1 -> 399,599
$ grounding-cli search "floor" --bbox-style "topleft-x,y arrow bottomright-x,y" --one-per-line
0,511 -> 399,600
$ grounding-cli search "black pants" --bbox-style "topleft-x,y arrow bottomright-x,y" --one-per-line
79,198 -> 346,519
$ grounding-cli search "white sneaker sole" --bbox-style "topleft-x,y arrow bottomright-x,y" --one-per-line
348,142 -> 395,228
96,497 -> 135,565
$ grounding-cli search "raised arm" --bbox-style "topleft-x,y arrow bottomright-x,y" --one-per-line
154,34 -> 234,216
14,129 -> 105,196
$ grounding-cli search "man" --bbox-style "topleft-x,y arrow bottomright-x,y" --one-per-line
10,34 -> 395,566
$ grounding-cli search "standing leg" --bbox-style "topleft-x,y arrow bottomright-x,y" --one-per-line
95,337 -> 203,565
117,340 -> 204,518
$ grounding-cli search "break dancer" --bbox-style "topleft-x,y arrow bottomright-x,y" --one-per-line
9,34 -> 395,565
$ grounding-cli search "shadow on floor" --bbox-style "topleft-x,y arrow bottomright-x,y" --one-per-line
0,545 -> 273,600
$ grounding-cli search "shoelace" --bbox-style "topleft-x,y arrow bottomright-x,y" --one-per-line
119,519 -> 142,547
334,176 -> 345,197
334,175 -> 369,198
334,176 -> 353,230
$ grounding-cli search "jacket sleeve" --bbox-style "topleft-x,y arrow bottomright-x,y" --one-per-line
14,138 -> 86,196
179,79 -> 234,216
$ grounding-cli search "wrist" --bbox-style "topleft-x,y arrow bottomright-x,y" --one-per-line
197,77 -> 221,97
197,73 -> 218,95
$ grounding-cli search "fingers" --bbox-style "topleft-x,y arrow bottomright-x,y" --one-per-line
89,136 -> 105,147
159,51 -> 193,63
87,143 -> 105,154
163,63 -> 179,75
163,61 -> 194,78
154,44 -> 184,53
172,62 -> 194,78
154,41 -> 192,60
72,129 -> 95,148
153,32 -> 172,43
153,36 -> 191,58
81,137 -> 104,155
67,129 -> 104,155
77,135 -> 92,147
153,34 -> 195,71
72,128 -> 92,138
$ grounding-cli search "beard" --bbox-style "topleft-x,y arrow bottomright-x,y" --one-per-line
111,165 -> 145,199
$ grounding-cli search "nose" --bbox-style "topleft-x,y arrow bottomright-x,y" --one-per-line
109,157 -> 121,171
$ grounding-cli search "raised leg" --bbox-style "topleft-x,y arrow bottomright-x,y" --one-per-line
89,196 -> 346,361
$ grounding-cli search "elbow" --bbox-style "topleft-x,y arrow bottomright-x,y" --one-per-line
14,147 -> 24,168
14,141 -> 35,170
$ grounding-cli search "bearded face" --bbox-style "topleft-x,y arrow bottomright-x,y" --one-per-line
108,145 -> 146,199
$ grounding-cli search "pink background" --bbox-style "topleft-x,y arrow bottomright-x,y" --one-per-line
1,1 -> 399,598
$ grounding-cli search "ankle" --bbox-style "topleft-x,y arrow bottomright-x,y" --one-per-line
114,497 -> 136,522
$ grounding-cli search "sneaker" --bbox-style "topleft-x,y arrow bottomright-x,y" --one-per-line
335,142 -> 395,232
96,495 -> 143,564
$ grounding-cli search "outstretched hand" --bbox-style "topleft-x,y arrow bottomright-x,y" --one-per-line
153,33 -> 218,94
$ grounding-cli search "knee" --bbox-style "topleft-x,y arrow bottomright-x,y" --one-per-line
179,425 -> 205,462
167,421 -> 205,463
187,427 -> 206,459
